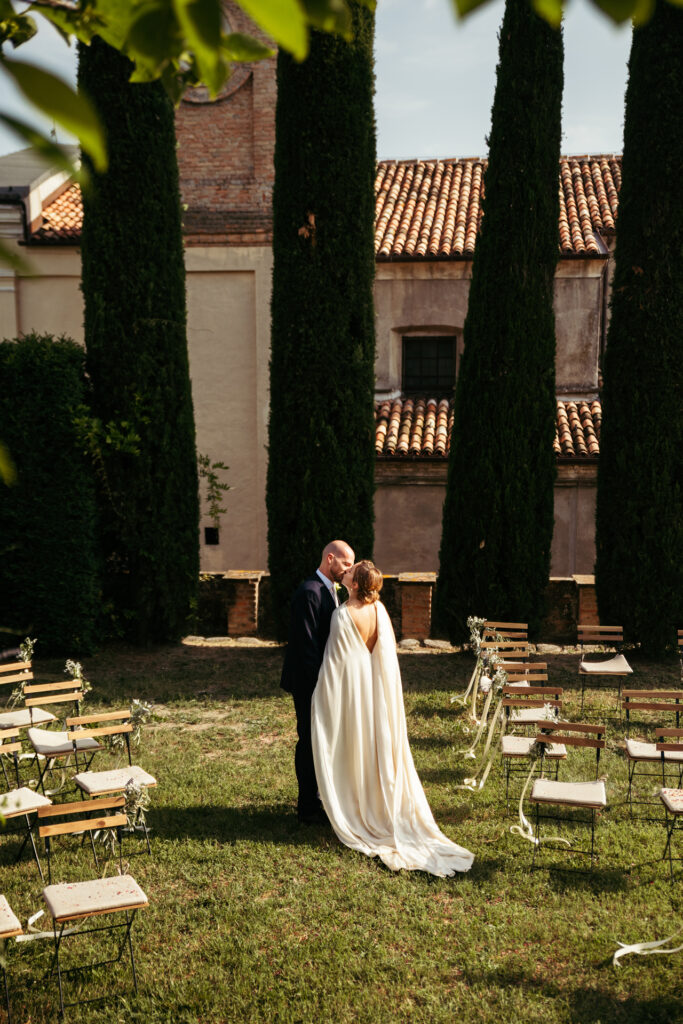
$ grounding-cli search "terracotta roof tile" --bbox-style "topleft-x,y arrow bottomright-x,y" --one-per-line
31,156 -> 622,253
31,183 -> 82,243
374,155 -> 621,259
376,396 -> 601,460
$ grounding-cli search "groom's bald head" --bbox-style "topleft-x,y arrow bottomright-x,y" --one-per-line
318,540 -> 355,583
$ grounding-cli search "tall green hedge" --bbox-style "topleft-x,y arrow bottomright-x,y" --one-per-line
435,0 -> 563,641
78,37 -> 199,644
0,334 -> 99,654
595,0 -> 683,653
267,2 -> 377,638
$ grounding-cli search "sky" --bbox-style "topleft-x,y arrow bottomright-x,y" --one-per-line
0,0 -> 632,160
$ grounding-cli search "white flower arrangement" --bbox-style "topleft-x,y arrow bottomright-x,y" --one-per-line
64,659 -> 92,697
8,637 -> 37,707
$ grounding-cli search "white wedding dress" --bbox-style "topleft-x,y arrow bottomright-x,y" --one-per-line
311,602 -> 474,877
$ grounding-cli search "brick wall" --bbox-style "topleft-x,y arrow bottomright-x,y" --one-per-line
175,1 -> 276,246
196,573 -> 593,642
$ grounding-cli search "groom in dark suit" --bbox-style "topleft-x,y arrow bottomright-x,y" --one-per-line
281,540 -> 355,824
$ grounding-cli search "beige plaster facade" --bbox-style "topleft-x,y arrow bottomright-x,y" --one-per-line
375,256 -> 607,397
0,223 -> 603,578
374,459 -> 597,577
0,233 -> 272,573
0,137 -> 607,580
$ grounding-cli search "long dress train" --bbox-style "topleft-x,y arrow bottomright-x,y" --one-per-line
311,602 -> 474,877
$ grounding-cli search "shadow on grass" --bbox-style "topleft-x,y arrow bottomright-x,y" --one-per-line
147,803 -> 334,847
410,736 -> 454,750
410,700 -> 465,720
459,963 -> 682,1024
533,861 -> 630,895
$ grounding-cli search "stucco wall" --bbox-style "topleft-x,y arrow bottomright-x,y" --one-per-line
374,460 -> 597,577
374,258 -> 606,395
2,242 -> 272,572
1,236 -> 602,577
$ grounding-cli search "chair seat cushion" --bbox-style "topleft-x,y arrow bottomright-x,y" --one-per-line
510,707 -> 556,724
74,766 -> 157,796
660,788 -> 683,814
626,739 -> 683,763
0,787 -> 52,818
530,778 -> 607,808
27,728 -> 99,756
0,895 -> 22,938
501,736 -> 567,758
579,653 -> 633,675
43,874 -> 148,922
0,708 -> 56,728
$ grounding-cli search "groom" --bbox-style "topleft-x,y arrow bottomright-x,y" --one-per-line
281,540 -> 355,824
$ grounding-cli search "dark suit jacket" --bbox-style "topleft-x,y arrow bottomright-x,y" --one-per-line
280,575 -> 336,697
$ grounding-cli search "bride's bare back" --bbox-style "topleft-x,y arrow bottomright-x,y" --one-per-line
347,602 -> 378,653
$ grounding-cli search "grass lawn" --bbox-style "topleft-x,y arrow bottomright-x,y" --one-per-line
2,642 -> 682,1023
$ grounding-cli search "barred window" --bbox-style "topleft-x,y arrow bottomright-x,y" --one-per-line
402,336 -> 456,396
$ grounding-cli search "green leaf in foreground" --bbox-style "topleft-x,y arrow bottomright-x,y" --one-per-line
238,0 -> 308,60
0,112 -> 87,183
0,441 -> 16,486
0,57 -> 107,171
223,31 -> 274,61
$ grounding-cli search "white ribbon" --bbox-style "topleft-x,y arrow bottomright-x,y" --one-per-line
451,660 -> 481,708
15,909 -> 80,944
456,700 -> 506,792
613,929 -> 683,966
509,758 -> 572,848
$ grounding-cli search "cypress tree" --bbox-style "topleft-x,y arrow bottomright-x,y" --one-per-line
267,3 -> 377,637
435,0 -> 563,641
0,334 -> 99,654
595,0 -> 683,653
78,37 -> 199,643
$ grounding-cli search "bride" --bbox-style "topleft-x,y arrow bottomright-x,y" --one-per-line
311,560 -> 474,878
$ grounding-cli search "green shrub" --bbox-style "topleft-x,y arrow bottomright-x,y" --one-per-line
0,333 -> 99,653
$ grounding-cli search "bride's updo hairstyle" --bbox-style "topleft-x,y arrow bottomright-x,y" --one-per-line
354,560 -> 383,604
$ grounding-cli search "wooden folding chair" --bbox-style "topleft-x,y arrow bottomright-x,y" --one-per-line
501,686 -> 565,803
578,625 -> 632,714
622,690 -> 683,816
483,621 -> 528,643
68,711 -> 156,855
501,663 -> 549,687
480,640 -> 529,663
0,895 -> 23,1024
529,722 -> 607,868
0,727 -> 52,879
37,798 -> 148,1017
0,661 -> 57,732
657,730 -> 683,881
26,681 -> 97,794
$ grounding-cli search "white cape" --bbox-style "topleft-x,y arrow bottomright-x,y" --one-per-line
312,602 -> 474,877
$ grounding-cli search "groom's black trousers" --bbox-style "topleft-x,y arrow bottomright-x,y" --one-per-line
292,688 -> 320,816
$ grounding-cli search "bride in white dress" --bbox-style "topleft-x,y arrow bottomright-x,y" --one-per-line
311,561 -> 474,878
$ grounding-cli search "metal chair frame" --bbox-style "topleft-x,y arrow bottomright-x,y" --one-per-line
25,682 -> 96,795
0,896 -> 23,1024
657,730 -> 683,881
501,687 -> 564,806
67,712 -> 154,856
623,691 -> 683,818
38,796 -> 147,1018
0,727 -> 51,879
530,722 -> 607,870
578,625 -> 632,716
